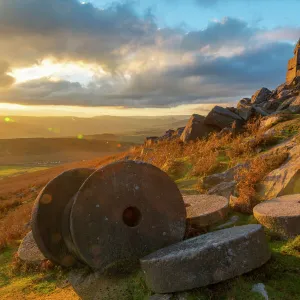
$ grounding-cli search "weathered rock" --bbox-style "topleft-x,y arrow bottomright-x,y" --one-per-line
208,181 -> 236,199
276,96 -> 297,112
262,99 -> 281,112
252,105 -> 269,117
17,231 -> 45,263
183,195 -> 229,229
251,88 -> 272,104
160,130 -> 175,141
217,127 -> 235,138
237,106 -> 254,121
286,39 -> 300,83
71,161 -> 186,271
254,194 -> 300,238
237,98 -> 251,109
69,267 -> 147,300
140,225 -> 271,293
175,127 -> 185,137
288,95 -> 300,113
180,114 -> 217,142
276,82 -> 288,95
251,283 -> 269,300
204,106 -> 244,131
202,163 -> 247,189
31,168 -> 95,267
277,89 -> 293,102
260,114 -> 291,129
257,144 -> 300,199
145,137 -> 159,147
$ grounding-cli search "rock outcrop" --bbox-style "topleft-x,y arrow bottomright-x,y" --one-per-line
17,231 -> 45,263
257,142 -> 300,199
145,137 -> 159,147
207,181 -> 236,199
202,163 -> 247,189
286,39 -> 300,83
180,114 -> 217,142
251,88 -> 272,104
204,106 -> 245,131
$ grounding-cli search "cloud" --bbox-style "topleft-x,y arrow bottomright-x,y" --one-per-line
181,17 -> 255,51
0,0 -> 157,69
0,0 -> 298,107
0,62 -> 15,88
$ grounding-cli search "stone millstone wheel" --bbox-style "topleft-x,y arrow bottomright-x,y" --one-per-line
140,224 -> 271,294
253,194 -> 300,238
184,194 -> 229,229
31,168 -> 95,267
70,160 -> 186,271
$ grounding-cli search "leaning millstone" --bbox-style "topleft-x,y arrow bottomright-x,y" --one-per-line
17,231 -> 45,263
184,195 -> 229,229
31,168 -> 95,267
140,225 -> 271,294
253,194 -> 300,238
70,160 -> 186,271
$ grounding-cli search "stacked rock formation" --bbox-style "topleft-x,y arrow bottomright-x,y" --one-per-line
144,39 -> 300,145
286,39 -> 300,83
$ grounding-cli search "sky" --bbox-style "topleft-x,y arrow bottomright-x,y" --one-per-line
0,0 -> 300,117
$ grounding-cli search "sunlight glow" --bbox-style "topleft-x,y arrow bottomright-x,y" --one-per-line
0,102 -> 232,117
9,59 -> 107,85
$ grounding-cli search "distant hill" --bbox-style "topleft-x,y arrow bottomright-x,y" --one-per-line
0,115 -> 189,140
0,137 -> 134,166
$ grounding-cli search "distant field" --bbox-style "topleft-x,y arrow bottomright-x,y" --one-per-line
0,166 -> 49,179
0,137 -> 135,166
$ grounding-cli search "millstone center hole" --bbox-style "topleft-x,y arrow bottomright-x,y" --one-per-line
122,207 -> 142,227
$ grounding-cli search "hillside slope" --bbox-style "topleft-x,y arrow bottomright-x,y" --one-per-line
0,114 -> 300,299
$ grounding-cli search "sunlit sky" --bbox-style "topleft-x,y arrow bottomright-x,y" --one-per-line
0,0 -> 299,117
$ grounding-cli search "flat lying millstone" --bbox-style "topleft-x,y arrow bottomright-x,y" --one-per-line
253,194 -> 300,238
184,195 -> 229,229
17,231 -> 45,263
140,224 -> 270,293
31,168 -> 95,267
70,160 -> 186,271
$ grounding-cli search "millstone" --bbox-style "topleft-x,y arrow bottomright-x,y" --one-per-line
253,194 -> 300,238
140,224 -> 271,293
184,194 -> 229,229
31,168 -> 95,267
70,160 -> 186,271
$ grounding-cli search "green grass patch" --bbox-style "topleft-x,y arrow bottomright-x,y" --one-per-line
0,247 -> 67,298
0,165 -> 48,179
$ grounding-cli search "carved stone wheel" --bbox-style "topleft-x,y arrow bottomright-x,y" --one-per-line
70,160 -> 186,271
31,168 -> 95,267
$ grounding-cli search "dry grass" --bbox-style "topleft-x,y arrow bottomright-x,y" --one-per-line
233,151 -> 289,213
0,115 -> 292,250
0,203 -> 32,250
